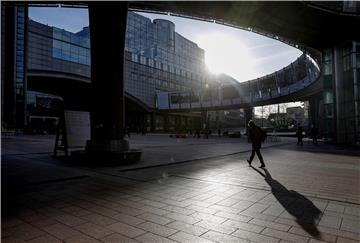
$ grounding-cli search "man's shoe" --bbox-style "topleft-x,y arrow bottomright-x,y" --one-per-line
247,159 -> 252,166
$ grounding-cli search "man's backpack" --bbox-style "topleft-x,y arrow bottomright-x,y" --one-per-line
260,129 -> 267,142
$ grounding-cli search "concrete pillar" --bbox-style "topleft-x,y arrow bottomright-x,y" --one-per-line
86,3 -> 129,153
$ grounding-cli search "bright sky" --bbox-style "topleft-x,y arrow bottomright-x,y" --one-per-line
139,12 -> 302,83
29,7 -> 302,83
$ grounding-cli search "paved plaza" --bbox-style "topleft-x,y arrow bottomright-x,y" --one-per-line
2,134 -> 360,242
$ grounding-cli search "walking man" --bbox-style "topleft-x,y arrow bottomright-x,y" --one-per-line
247,120 -> 266,168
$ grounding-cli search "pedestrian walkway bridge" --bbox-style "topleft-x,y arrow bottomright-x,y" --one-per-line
156,53 -> 320,112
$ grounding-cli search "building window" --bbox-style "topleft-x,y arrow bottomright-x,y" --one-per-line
323,49 -> 333,75
342,46 -> 352,72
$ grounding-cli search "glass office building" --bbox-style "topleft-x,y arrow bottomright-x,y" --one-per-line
1,5 -> 27,130
24,11 -> 214,132
321,41 -> 360,143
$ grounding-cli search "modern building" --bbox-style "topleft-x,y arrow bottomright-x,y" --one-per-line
3,7 -> 222,133
1,5 -> 27,130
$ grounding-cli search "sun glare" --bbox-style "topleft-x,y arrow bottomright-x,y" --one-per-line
196,33 -> 256,82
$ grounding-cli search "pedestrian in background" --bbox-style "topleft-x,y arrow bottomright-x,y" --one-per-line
296,125 -> 303,145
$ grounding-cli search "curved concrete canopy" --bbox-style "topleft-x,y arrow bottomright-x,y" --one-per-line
130,1 -> 360,53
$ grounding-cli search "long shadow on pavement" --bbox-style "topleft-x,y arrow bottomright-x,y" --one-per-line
251,166 -> 323,239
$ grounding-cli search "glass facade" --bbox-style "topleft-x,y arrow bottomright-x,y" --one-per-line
15,6 -> 27,128
321,41 -> 360,144
26,11 -> 211,131
52,27 -> 90,65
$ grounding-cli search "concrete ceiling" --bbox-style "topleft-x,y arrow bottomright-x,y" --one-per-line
129,1 -> 360,52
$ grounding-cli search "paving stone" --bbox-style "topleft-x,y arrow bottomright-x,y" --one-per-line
326,203 -> 345,213
288,226 -> 336,243
75,222 -> 114,239
203,195 -> 228,204
52,213 -> 87,227
112,213 -> 146,226
249,218 -> 290,232
137,221 -> 178,237
317,225 -> 360,241
232,228 -> 280,243
26,235 -> 62,243
65,234 -> 103,243
215,211 -> 252,223
222,219 -> 264,233
136,232 -> 178,243
165,212 -> 200,225
192,212 -> 228,224
163,205 -> 195,215
167,221 -> 209,236
232,201 -> 256,211
209,204 -> 242,214
216,198 -> 240,207
262,227 -> 310,242
196,220 -> 237,234
81,213 -> 117,226
106,222 -> 146,238
344,206 -> 360,216
183,199 -> 214,208
139,205 -> 171,216
169,231 -> 216,243
262,205 -> 285,217
19,213 -> 47,223
307,239 -> 330,243
161,198 -> 192,208
137,212 -> 174,225
186,204 -> 220,215
100,233 -> 140,243
61,205 -> 84,213
30,218 -> 58,228
3,223 -> 45,241
318,215 -> 342,229
36,207 -> 63,218
2,218 -> 25,228
140,199 -> 168,208
1,237 -> 26,243
88,205 -> 119,217
340,218 -> 360,234
336,237 -> 360,243
202,230 -> 249,243
42,223 -> 83,240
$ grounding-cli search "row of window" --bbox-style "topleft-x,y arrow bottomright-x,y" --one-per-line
129,71 -> 193,92
53,28 -> 89,48
130,53 -> 206,82
52,39 -> 90,66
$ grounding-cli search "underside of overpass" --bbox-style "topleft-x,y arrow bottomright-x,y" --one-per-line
27,75 -> 152,113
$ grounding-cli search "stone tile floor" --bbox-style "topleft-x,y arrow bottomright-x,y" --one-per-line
2,135 -> 360,242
